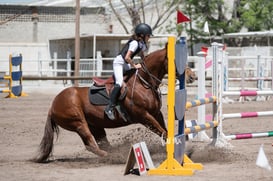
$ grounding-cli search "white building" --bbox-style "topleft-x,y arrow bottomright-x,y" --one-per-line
0,1 -> 170,82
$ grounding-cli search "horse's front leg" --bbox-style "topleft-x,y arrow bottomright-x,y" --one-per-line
142,111 -> 167,140
155,111 -> 167,131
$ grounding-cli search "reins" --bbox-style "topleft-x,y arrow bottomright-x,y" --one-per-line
143,61 -> 162,84
128,63 -> 162,109
130,69 -> 138,106
128,50 -> 167,108
127,51 -> 167,111
138,61 -> 162,90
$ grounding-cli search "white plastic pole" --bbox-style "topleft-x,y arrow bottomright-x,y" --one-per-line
197,52 -> 206,123
96,51 -> 102,77
197,51 -> 209,141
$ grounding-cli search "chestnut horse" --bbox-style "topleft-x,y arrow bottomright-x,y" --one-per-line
34,45 -> 195,163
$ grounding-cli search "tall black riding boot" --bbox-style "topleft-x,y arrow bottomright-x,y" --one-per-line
104,84 -> 121,120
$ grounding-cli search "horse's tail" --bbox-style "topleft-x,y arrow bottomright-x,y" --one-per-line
33,112 -> 59,163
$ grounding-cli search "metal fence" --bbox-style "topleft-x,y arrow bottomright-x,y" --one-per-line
1,55 -> 272,88
0,55 -> 142,86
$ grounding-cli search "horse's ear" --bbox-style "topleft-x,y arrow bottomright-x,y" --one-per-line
165,42 -> 168,50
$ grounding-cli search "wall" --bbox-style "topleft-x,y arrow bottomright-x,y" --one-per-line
0,5 -> 108,43
0,43 -> 49,75
0,5 -> 109,75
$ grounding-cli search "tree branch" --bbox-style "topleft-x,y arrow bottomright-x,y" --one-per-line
108,0 -> 129,33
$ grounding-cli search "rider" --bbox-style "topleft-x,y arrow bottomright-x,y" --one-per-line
104,23 -> 153,120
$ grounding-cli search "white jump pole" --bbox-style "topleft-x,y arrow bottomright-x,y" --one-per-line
271,61 -> 273,90
222,90 -> 273,96
223,111 -> 273,120
196,51 -> 210,141
212,42 -> 230,147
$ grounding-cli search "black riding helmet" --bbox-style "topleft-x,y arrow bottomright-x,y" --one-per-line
135,23 -> 153,37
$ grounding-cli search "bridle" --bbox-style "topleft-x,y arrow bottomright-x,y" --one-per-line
128,52 -> 167,109
138,61 -> 162,91
136,56 -> 167,102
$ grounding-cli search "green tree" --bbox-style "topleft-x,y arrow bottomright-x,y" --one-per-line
162,0 -> 238,54
182,0 -> 241,43
238,0 -> 273,31
163,0 -> 273,54
106,0 -> 182,33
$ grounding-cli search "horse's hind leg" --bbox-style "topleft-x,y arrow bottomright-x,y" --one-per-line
88,126 -> 111,151
77,122 -> 108,157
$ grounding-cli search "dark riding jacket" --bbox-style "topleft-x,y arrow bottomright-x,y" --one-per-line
119,39 -> 143,60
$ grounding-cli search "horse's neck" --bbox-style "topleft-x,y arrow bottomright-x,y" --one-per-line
132,48 -> 167,87
143,61 -> 165,80
137,64 -> 163,88
142,50 -> 167,82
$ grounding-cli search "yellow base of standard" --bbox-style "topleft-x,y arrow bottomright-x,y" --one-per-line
148,154 -> 203,176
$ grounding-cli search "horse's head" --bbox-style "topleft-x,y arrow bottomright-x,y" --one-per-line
185,66 -> 196,84
142,44 -> 196,86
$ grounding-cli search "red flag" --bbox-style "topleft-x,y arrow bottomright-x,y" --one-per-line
201,46 -> 208,57
177,10 -> 190,24
201,46 -> 208,54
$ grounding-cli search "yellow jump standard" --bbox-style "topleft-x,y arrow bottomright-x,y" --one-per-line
148,36 -> 203,176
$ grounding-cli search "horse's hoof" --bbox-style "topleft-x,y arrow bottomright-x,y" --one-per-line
98,143 -> 112,151
99,150 -> 108,157
86,145 -> 108,157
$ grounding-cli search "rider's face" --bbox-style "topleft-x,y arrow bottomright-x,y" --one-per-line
144,34 -> 150,42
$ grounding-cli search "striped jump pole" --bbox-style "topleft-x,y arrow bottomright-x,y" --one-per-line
185,96 -> 217,141
213,42 -> 273,143
185,121 -> 218,135
0,75 -> 10,80
226,131 -> 273,140
0,72 -> 10,94
222,90 -> 273,96
186,51 -> 218,141
186,96 -> 217,109
0,89 -> 11,94
223,111 -> 273,120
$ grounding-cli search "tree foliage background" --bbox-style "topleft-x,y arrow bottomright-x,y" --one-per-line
106,0 -> 273,51
106,0 -> 183,34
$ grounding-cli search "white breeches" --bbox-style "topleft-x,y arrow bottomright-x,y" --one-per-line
113,55 -> 131,87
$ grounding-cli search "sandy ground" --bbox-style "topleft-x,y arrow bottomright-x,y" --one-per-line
0,86 -> 273,181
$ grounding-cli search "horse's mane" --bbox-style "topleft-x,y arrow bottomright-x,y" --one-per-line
144,43 -> 167,60
124,45 -> 167,83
